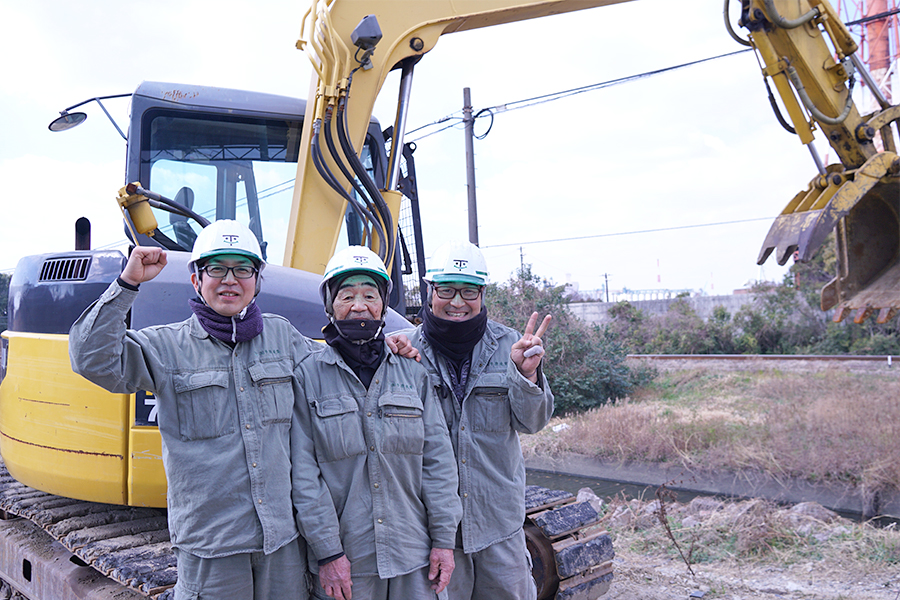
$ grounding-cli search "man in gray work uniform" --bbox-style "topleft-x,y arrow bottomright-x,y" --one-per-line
69,220 -> 311,599
291,246 -> 461,600
396,240 -> 554,600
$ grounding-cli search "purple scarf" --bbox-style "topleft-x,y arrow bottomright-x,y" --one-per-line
189,298 -> 264,344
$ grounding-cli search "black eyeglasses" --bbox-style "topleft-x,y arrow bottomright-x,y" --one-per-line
201,265 -> 258,279
434,286 -> 481,300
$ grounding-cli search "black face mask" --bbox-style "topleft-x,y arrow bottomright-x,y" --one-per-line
322,320 -> 386,389
421,304 -> 488,363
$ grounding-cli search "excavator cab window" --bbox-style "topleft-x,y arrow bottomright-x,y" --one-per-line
138,107 -> 388,268
139,109 -> 302,263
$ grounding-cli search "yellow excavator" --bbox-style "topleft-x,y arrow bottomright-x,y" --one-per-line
0,0 -> 896,598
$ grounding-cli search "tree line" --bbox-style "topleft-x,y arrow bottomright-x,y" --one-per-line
486,239 -> 900,414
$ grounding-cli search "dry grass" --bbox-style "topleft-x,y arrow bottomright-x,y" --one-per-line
523,366 -> 900,492
604,494 -> 900,589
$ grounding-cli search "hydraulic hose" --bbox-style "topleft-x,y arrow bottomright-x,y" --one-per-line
723,0 -> 752,47
765,78 -> 796,134
762,0 -> 820,29
786,65 -> 855,125
336,94 -> 394,263
311,119 -> 375,245
127,184 -> 211,227
322,111 -> 384,251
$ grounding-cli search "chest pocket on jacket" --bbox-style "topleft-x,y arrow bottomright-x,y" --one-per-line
249,360 -> 293,426
174,371 -> 234,441
379,394 -> 424,455
311,397 -> 365,462
470,373 -> 511,433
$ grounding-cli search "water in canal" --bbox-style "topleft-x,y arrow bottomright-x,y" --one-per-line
526,468 -> 879,524
526,468 -> 710,504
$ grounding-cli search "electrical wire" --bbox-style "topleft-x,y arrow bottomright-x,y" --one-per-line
481,217 -> 777,249
407,49 -> 753,143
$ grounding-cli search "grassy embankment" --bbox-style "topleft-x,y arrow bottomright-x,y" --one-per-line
522,366 -> 900,592
523,366 -> 900,493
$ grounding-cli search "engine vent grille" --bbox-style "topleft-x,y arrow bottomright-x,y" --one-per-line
39,257 -> 91,282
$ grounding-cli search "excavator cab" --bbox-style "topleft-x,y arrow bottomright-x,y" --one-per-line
0,81 -> 426,508
734,0 -> 900,323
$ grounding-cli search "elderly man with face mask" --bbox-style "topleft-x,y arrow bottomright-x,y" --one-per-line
290,246 -> 461,600
69,220 -> 315,600
394,240 -> 554,600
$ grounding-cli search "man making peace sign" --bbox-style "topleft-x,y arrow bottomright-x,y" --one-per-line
395,240 -> 554,600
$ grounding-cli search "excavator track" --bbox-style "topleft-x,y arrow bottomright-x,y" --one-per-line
0,459 -> 175,600
0,460 -> 614,600
525,485 -> 615,600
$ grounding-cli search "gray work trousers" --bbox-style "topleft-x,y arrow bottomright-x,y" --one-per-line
447,528 -> 536,600
311,565 -> 442,600
173,538 -> 308,600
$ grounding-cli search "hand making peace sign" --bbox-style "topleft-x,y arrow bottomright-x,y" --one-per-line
511,311 -> 552,383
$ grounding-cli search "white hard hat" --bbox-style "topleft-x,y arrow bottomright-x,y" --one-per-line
187,220 -> 265,274
319,245 -> 393,309
423,241 -> 488,286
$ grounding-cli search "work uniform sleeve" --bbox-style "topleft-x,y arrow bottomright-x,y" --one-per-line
418,368 -> 462,549
290,370 -> 345,563
507,341 -> 554,435
69,280 -> 160,394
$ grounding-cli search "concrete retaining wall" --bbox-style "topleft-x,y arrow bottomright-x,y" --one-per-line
567,294 -> 757,324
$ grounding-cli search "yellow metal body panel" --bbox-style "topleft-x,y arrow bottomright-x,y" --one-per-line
0,332 -> 167,506
128,427 -> 167,508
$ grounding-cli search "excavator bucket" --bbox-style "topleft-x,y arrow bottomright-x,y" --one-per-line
758,152 -> 900,323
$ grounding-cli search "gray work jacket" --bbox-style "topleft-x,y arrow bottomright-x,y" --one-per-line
69,280 -> 317,558
291,345 -> 461,579
397,320 -> 554,553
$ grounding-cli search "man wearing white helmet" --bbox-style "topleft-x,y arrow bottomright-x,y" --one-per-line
70,220 -> 313,600
394,240 -> 553,600
290,246 -> 461,600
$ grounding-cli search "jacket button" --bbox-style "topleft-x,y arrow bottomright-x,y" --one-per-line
258,499 -> 262,504
240,387 -> 244,392
374,483 -> 379,489
378,518 -> 383,524
246,424 -> 251,429
252,463 -> 257,468
460,426 -> 465,431
463,493 -> 468,498
461,459 -> 466,464
370,445 -> 375,451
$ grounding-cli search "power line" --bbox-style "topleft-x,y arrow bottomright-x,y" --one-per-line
407,49 -> 753,142
481,216 -> 776,249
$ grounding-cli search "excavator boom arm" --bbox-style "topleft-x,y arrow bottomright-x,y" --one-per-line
283,0 -> 633,274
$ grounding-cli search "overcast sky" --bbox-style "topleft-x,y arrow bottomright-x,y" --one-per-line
3,0 -> 860,297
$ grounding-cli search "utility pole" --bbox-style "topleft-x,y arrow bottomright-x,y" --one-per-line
602,272 -> 610,302
463,87 -> 479,246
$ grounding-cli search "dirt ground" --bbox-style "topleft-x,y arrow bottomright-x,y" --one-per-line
548,357 -> 900,599
589,486 -> 900,600
605,552 -> 899,600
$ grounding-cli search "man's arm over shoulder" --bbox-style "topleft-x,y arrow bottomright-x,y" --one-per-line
69,280 -> 158,395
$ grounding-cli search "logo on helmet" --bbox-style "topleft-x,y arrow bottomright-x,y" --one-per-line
222,234 -> 240,246
353,255 -> 368,265
453,259 -> 468,271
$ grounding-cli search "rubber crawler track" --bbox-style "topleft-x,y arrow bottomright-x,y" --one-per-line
0,460 -> 175,599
